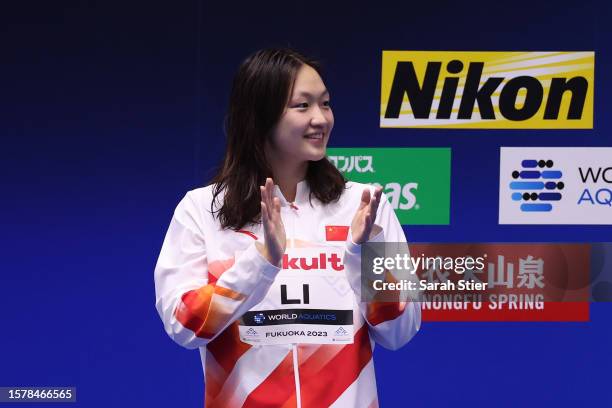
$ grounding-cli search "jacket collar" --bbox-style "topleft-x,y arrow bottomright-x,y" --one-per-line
273,179 -> 309,208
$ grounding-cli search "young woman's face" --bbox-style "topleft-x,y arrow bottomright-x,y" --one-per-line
268,64 -> 334,165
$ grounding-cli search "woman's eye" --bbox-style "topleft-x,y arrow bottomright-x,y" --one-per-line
322,100 -> 331,107
294,102 -> 309,108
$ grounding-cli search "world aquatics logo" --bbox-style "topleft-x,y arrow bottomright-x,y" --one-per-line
253,313 -> 266,324
499,147 -> 612,225
510,159 -> 564,212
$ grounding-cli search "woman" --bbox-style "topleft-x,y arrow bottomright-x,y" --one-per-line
155,48 -> 420,408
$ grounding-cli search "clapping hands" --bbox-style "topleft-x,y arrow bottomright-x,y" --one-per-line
255,178 -> 286,266
350,186 -> 383,244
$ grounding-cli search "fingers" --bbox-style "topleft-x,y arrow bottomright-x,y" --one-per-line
260,187 -> 267,211
260,187 -> 270,224
353,187 -> 383,245
260,183 -> 267,206
359,188 -> 370,210
374,186 -> 383,201
369,186 -> 383,217
260,201 -> 272,241
260,201 -> 269,224
260,178 -> 276,218
265,178 -> 275,209
259,183 -> 268,204
260,179 -> 282,236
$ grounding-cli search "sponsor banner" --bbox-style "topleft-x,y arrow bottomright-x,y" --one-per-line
422,303 -> 589,322
380,51 -> 594,129
360,242 -> 590,321
414,243 -> 590,321
327,148 -> 451,225
499,147 -> 612,224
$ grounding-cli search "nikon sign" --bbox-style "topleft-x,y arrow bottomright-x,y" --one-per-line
380,51 -> 594,128
327,148 -> 451,225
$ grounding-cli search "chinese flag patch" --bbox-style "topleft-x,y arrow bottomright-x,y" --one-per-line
325,225 -> 349,241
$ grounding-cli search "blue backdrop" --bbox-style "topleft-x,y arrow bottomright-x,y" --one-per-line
1,1 -> 610,406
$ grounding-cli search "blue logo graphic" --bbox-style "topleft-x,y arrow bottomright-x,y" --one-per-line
253,313 -> 266,324
510,159 -> 564,212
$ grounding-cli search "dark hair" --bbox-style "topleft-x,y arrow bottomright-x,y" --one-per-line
210,48 -> 346,230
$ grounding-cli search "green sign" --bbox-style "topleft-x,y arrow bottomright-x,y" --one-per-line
327,148 -> 451,225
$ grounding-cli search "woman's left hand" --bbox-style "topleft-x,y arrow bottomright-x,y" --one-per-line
350,186 -> 383,244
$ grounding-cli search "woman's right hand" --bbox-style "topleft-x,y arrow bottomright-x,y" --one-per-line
256,178 -> 286,266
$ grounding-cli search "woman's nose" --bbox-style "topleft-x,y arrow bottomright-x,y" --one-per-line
310,105 -> 330,126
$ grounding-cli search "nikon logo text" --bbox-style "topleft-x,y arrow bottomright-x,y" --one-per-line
380,51 -> 594,129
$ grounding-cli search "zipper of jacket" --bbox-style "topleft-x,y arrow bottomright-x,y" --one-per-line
288,201 -> 302,408
292,343 -> 302,408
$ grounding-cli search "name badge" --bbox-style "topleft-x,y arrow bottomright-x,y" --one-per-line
239,247 -> 355,345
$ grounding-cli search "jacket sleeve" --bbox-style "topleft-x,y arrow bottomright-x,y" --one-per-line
342,190 -> 421,350
154,192 -> 280,349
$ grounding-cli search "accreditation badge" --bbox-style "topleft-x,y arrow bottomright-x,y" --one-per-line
239,246 -> 355,345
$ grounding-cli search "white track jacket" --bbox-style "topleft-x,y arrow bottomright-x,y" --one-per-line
155,180 -> 421,408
